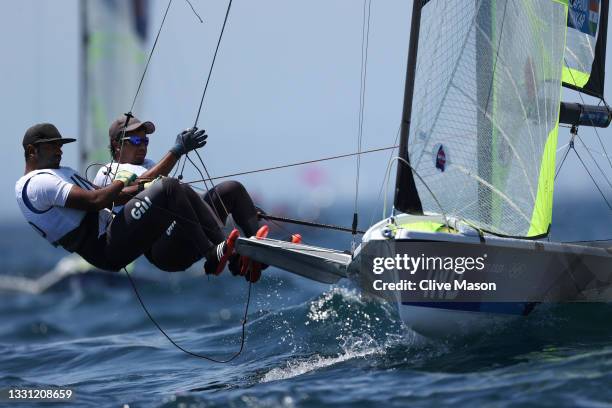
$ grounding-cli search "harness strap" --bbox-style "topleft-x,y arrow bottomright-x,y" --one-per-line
21,172 -> 53,214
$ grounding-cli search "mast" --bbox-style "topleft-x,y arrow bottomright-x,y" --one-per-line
393,0 -> 424,214
78,0 -> 89,174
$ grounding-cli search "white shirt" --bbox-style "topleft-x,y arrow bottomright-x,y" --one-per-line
94,159 -> 154,187
93,159 -> 154,213
15,167 -> 112,244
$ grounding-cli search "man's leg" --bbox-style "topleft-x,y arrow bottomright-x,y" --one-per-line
144,223 -> 202,272
145,185 -> 229,272
105,177 -> 215,269
202,180 -> 259,237
181,184 -> 225,244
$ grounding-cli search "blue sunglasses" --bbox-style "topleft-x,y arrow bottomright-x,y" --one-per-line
121,135 -> 149,146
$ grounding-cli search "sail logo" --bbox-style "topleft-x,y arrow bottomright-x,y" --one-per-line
131,197 -> 153,220
568,0 -> 599,37
435,144 -> 446,172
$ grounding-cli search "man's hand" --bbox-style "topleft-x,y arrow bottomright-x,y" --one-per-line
170,127 -> 208,157
143,175 -> 163,189
114,169 -> 137,186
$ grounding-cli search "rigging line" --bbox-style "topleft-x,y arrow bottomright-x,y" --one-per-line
258,213 -> 366,235
354,0 -> 372,218
390,157 -> 451,229
184,0 -> 203,23
171,155 -> 184,178
577,143 -> 612,158
104,115 -> 136,230
85,162 -> 106,182
573,148 -> 612,211
563,58 -> 612,172
124,267 -> 252,363
592,116 -> 612,171
369,126 -> 400,228
576,134 -> 612,191
193,0 -> 233,127
254,214 -> 344,248
554,141 -> 572,180
103,0 -> 174,215
179,154 -> 188,179
192,149 -> 233,225
557,142 -> 569,152
563,238 -> 612,243
182,145 -> 399,184
184,152 -> 233,228
130,0 -> 174,113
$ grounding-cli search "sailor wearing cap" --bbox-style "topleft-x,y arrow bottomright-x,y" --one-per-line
15,122 -> 240,275
92,115 -> 267,281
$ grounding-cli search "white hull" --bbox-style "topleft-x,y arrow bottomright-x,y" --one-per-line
355,213 -> 612,337
237,213 -> 612,338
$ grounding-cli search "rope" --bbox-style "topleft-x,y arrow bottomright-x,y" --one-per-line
182,145 -> 398,184
352,0 -> 372,240
102,0 -> 246,363
129,0 -> 174,113
183,0 -> 203,23
125,267 -> 251,363
576,134 -> 612,191
573,148 -> 612,211
369,126 -> 400,226
258,213 -> 366,234
555,139 -> 573,180
193,0 -> 233,127
562,58 -> 612,173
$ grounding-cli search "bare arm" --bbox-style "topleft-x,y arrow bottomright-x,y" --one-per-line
138,152 -> 179,180
65,180 -> 126,211
109,152 -> 180,205
112,184 -> 140,206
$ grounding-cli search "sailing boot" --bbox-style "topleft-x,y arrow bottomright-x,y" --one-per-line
237,225 -> 269,282
204,229 -> 240,276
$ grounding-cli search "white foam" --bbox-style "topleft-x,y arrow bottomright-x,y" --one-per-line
261,339 -> 382,383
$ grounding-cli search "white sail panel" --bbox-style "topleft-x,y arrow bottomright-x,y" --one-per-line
80,0 -> 149,172
407,0 -> 567,236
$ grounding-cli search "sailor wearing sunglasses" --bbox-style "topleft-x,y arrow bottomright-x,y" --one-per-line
93,115 -> 266,281
17,122 -> 240,276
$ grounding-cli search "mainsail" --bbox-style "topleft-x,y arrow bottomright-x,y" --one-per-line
395,0 -> 568,237
79,0 -> 149,173
563,0 -> 609,97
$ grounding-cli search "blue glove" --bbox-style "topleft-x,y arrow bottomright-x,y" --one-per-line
170,127 -> 207,157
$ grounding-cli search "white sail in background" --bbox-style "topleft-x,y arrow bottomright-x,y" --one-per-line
79,0 -> 149,174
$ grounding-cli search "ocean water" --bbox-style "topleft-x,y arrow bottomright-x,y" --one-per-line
2,200 -> 612,407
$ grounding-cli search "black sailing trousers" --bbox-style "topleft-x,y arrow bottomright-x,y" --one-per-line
144,180 -> 260,271
69,178 -> 258,272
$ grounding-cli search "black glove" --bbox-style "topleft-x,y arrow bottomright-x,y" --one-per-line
170,127 -> 207,157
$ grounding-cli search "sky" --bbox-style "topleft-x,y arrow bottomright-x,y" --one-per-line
2,0 -> 612,230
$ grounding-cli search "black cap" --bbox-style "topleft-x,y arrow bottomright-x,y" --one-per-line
22,123 -> 76,147
108,115 -> 155,141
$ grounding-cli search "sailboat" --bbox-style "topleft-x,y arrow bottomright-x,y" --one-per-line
237,0 -> 612,337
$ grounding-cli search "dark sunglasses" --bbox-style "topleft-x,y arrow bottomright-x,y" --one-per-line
121,135 -> 149,146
